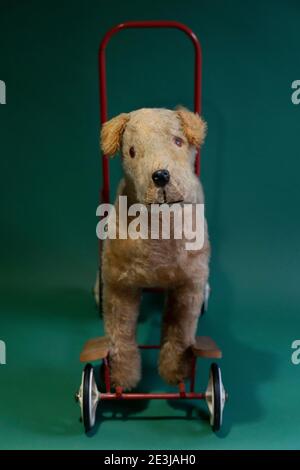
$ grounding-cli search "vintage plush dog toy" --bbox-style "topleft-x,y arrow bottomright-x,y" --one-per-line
95,107 -> 210,390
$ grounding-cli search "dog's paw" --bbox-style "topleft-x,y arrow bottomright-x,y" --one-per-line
109,345 -> 141,390
158,341 -> 193,385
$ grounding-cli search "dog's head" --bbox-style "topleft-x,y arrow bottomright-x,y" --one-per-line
101,107 -> 207,204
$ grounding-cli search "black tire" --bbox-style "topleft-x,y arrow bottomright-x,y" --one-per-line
82,363 -> 98,433
211,363 -> 221,432
98,267 -> 102,317
200,282 -> 210,316
200,302 -> 206,316
92,268 -> 102,316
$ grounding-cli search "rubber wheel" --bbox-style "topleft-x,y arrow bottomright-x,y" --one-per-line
82,363 -> 99,433
98,267 -> 103,317
200,282 -> 210,316
205,363 -> 226,432
211,363 -> 221,431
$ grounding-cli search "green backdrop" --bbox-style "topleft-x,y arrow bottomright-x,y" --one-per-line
1,0 -> 300,450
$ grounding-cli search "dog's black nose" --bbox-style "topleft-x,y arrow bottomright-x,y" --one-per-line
152,169 -> 170,187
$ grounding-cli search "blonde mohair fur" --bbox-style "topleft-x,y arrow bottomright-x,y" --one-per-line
96,107 -> 210,390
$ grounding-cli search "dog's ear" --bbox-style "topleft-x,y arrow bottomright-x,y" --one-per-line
101,113 -> 130,157
176,108 -> 207,147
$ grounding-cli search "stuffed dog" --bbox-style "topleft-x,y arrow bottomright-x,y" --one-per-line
97,107 -> 210,390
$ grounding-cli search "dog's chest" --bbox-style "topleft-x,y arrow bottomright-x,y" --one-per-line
104,236 -> 204,289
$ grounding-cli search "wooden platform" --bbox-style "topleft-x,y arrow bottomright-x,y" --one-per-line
80,336 -> 109,362
80,335 -> 221,362
192,336 -> 222,358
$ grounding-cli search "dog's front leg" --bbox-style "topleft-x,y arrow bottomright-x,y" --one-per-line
103,282 -> 141,390
159,283 -> 203,385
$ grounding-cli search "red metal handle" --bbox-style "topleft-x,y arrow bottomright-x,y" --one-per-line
98,21 -> 203,203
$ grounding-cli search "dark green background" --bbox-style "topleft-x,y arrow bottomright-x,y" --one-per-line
1,0 -> 300,449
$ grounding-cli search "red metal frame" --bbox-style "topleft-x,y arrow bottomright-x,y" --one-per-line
97,20 -> 203,309
98,20 -> 202,204
97,23 -> 205,401
101,348 -> 204,401
100,392 -> 205,400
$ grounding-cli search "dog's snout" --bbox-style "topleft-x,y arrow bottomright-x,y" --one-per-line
152,169 -> 170,187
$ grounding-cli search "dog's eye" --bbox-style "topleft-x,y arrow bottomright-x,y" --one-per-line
174,136 -> 183,147
129,146 -> 136,158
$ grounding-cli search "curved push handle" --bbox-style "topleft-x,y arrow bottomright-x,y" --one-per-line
98,21 -> 203,202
